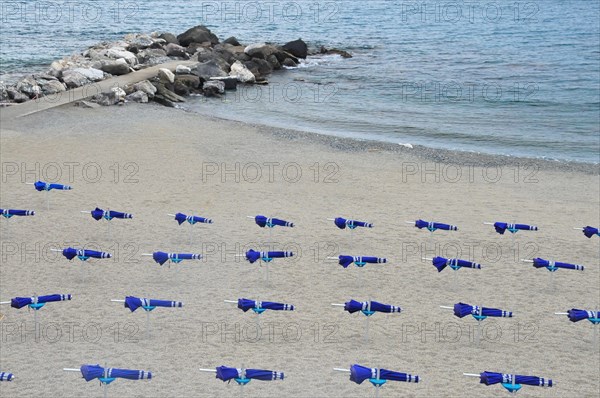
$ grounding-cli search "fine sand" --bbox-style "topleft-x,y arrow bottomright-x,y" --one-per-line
0,103 -> 598,398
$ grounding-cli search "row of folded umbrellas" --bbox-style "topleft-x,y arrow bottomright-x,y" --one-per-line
2,198 -> 600,238
2,294 -> 597,322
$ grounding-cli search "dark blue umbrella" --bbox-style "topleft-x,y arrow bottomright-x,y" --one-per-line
478,371 -> 552,388
173,212 -> 212,225
414,219 -> 457,232
90,208 -> 132,221
253,215 -> 294,228
432,257 -> 481,272
0,372 -> 14,381
60,247 -> 111,261
582,226 -> 600,238
1,208 -> 34,218
10,294 -> 71,310
560,309 -> 600,323
333,217 -> 373,230
349,364 -> 419,385
532,258 -> 584,272
237,299 -> 294,313
343,300 -> 401,315
492,222 -> 538,234
150,251 -> 202,266
215,366 -> 284,383
123,296 -> 183,312
453,303 -> 512,319
79,365 -> 152,382
337,255 -> 387,268
33,180 -> 72,191
245,250 -> 293,264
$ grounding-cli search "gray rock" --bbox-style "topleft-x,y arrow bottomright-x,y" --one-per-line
194,60 -> 228,81
7,88 -> 29,103
158,32 -> 178,45
175,65 -> 192,75
133,80 -> 157,98
127,35 -> 154,50
210,77 -> 238,90
153,95 -> 177,108
175,75 -> 200,89
16,77 -> 42,98
105,48 -> 138,65
136,48 -> 168,63
177,25 -> 219,47
70,67 -> 104,81
267,54 -> 281,70
166,43 -> 188,57
173,81 -> 190,96
0,85 -> 8,102
282,39 -> 308,59
92,92 -> 120,106
61,70 -> 90,88
283,58 -> 298,67
143,56 -> 174,66
154,83 -> 186,102
244,43 -> 279,59
229,61 -> 256,83
76,100 -> 100,109
202,80 -> 225,97
39,79 -> 66,95
158,68 -> 175,84
125,90 -> 148,103
100,59 -> 131,75
224,36 -> 241,46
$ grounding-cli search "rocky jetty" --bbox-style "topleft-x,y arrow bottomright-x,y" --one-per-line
0,26 -> 351,108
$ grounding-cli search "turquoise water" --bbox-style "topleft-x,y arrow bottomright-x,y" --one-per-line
1,1 -> 598,163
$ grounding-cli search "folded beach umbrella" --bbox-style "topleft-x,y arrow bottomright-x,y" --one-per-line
244,249 -> 293,264
491,222 -> 538,234
236,299 -> 294,313
10,294 -> 72,310
253,215 -> 294,228
79,365 -> 152,382
123,296 -> 183,312
215,366 -> 284,383
333,217 -> 373,230
33,180 -> 71,191
464,371 -> 552,393
453,303 -> 512,319
150,251 -> 202,266
581,226 -> 600,238
173,212 -> 212,225
531,258 -> 584,272
343,300 -> 401,315
0,372 -> 14,381
337,255 -> 387,268
349,364 -> 419,385
432,256 -> 481,272
414,219 -> 457,232
89,208 -> 132,221
557,309 -> 600,323
60,247 -> 111,261
1,209 -> 34,218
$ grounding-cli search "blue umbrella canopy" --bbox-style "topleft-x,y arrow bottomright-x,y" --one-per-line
344,300 -> 401,314
565,309 -> 600,323
453,303 -> 512,318
245,250 -> 293,264
334,217 -> 373,230
90,208 -> 132,221
338,255 -> 387,268
152,252 -> 202,266
582,226 -> 599,238
493,222 -> 537,234
432,257 -> 481,272
350,364 -> 419,384
216,366 -> 284,382
124,296 -> 183,312
0,372 -> 14,381
33,181 -> 71,191
414,219 -> 457,231
478,372 -> 552,387
237,299 -> 294,312
174,213 -> 212,225
80,365 -> 152,382
254,215 -> 294,228
62,248 -> 111,261
10,294 -> 71,309
532,258 -> 584,271
1,208 -> 34,218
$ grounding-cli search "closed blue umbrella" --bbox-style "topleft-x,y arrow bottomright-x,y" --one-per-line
337,255 -> 387,268
479,371 -> 552,388
253,215 -> 294,228
532,258 -> 584,272
582,226 -> 599,238
349,364 -> 419,385
150,251 -> 202,266
33,181 -> 71,191
244,249 -> 293,264
491,222 -> 538,234
1,209 -> 34,218
343,300 -> 401,315
79,364 -> 152,382
173,212 -> 212,225
90,208 -> 132,221
0,372 -> 14,381
413,219 -> 457,232
432,256 -> 481,272
60,247 -> 111,261
10,294 -> 71,310
333,217 -> 373,230
453,303 -> 512,319
236,299 -> 294,313
215,366 -> 284,383
123,296 -> 183,312
558,309 -> 600,323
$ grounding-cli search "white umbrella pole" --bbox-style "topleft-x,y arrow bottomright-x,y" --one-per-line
199,368 -> 217,373
333,368 -> 350,373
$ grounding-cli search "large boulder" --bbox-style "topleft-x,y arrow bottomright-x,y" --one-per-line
267,54 -> 281,70
229,61 -> 255,83
282,58 -> 298,68
92,88 -> 125,106
158,32 -> 178,44
282,39 -> 308,59
196,51 -> 230,72
194,60 -> 228,81
132,80 -> 157,98
202,80 -> 225,97
99,58 -> 131,75
105,47 -> 138,65
136,48 -> 167,63
125,90 -> 148,103
165,43 -> 188,58
16,77 -> 42,98
224,36 -> 241,46
126,35 -> 155,52
69,67 -> 104,81
154,83 -> 186,102
61,69 -> 91,88
244,43 -> 279,59
320,46 -> 352,58
7,88 -> 29,103
158,68 -> 175,84
175,74 -> 201,90
39,79 -> 66,95
177,25 -> 219,47
244,59 -> 273,80
210,77 -> 238,90
175,65 -> 192,75
0,86 -> 8,102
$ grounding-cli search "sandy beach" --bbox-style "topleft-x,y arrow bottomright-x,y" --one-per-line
0,102 -> 598,397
